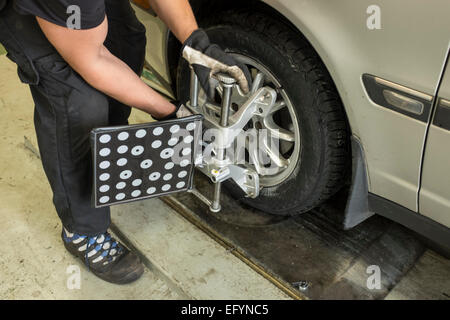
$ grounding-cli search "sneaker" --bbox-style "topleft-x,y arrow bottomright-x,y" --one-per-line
62,228 -> 144,284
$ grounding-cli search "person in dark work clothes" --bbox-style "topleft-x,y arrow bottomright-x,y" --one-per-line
0,0 -> 250,284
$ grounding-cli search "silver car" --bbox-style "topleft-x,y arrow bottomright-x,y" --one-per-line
131,0 -> 450,251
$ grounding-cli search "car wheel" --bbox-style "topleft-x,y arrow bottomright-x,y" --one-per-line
177,10 -> 351,215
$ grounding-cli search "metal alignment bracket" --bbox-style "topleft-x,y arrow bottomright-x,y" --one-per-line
186,70 -> 277,212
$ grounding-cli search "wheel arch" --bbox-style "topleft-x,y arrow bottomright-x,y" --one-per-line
166,0 -> 357,135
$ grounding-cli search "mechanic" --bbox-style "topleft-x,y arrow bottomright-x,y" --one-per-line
0,0 -> 250,284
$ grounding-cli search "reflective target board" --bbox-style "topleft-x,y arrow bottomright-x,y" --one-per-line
90,115 -> 203,208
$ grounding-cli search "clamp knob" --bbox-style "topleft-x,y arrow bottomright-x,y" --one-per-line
215,73 -> 236,85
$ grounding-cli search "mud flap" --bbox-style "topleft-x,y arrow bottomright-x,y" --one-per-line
90,115 -> 203,208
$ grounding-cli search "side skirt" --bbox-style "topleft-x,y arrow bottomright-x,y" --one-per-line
368,193 -> 450,254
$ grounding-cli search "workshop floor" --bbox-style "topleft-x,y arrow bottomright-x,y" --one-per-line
0,55 -> 290,300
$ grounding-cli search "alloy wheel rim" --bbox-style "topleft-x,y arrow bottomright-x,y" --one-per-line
196,53 -> 301,187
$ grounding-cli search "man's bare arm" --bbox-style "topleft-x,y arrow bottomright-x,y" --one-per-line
147,0 -> 198,43
36,16 -> 175,119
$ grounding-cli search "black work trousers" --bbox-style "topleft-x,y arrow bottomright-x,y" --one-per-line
0,0 -> 147,236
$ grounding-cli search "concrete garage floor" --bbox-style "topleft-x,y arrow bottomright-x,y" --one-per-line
0,53 -> 449,300
0,55 -> 289,300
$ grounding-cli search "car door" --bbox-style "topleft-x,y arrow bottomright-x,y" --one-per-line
419,46 -> 450,228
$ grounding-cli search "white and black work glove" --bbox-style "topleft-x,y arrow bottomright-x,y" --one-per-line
182,29 -> 252,99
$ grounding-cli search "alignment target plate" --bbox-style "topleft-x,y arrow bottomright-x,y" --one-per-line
90,115 -> 202,208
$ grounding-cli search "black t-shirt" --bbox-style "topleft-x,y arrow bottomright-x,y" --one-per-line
14,0 -> 105,30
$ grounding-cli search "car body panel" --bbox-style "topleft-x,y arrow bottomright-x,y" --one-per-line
262,0 -> 449,213
131,1 -> 450,225
420,47 -> 450,227
132,4 -> 174,98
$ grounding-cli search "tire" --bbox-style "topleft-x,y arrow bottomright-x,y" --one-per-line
177,10 -> 351,216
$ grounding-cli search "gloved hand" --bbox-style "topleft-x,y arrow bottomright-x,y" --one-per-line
182,29 -> 252,99
176,103 -> 193,118
153,101 -> 192,121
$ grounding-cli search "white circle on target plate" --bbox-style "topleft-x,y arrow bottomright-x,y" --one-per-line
162,184 -> 171,192
120,170 -> 132,180
153,127 -> 163,136
99,161 -> 110,169
131,190 -> 141,198
99,185 -> 110,193
99,148 -> 110,157
178,171 -> 187,178
117,145 -> 128,154
151,140 -> 162,149
170,125 -> 180,133
116,182 -> 126,190
99,196 -> 110,204
146,187 -> 156,194
180,159 -> 190,167
168,137 -> 178,146
163,173 -> 173,181
118,132 -> 129,141
182,148 -> 191,156
99,134 -> 111,143
132,179 -> 142,187
140,159 -> 153,169
164,162 -> 174,170
136,129 -> 147,138
160,148 -> 174,159
186,122 -> 196,131
115,193 -> 126,201
184,135 -> 194,144
99,173 -> 110,181
117,158 -> 127,167
149,172 -> 161,181
176,182 -> 186,189
131,146 -> 144,156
